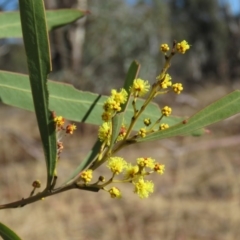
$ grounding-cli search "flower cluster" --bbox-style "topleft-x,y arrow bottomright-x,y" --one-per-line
98,122 -> 112,146
157,73 -> 172,89
104,156 -> 165,199
54,114 -> 77,136
92,40 -> 189,200
102,88 -> 128,121
156,40 -> 190,95
30,40 -> 190,203
98,89 -> 129,146
137,157 -> 155,169
53,113 -> 77,159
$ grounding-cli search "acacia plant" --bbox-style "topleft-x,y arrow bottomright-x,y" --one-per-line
0,0 -> 240,239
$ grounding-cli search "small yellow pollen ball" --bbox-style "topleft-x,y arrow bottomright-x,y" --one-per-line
176,40 -> 190,54
109,187 -> 122,199
161,106 -> 172,117
138,128 -> 147,138
172,83 -> 184,94
131,78 -> 150,97
159,123 -> 169,130
80,169 -> 93,183
160,43 -> 170,52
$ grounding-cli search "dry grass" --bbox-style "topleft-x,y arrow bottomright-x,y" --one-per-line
0,85 -> 240,240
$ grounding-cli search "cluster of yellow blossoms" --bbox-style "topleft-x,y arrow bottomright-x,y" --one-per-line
80,156 -> 165,199
54,40 -> 190,200
102,88 -> 128,121
53,114 -> 77,157
90,40 -> 190,199
98,88 -> 129,146
54,115 -> 77,135
156,72 -> 183,94
160,40 -> 190,54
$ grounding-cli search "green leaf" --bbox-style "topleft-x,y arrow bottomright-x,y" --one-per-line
121,61 -> 140,112
19,0 -> 57,187
46,9 -> 86,31
110,113 -> 124,149
136,90 -> 240,142
0,222 -> 21,240
0,9 -> 86,38
0,71 -> 182,131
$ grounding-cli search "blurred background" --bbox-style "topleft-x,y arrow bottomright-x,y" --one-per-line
0,0 -> 240,239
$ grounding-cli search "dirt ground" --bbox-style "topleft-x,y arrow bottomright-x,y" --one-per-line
0,84 -> 240,240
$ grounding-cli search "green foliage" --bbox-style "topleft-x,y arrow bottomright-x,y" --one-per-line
0,0 -> 239,238
0,70 -> 185,130
0,9 -> 85,38
0,222 -> 21,240
19,0 -> 57,187
136,90 -> 240,142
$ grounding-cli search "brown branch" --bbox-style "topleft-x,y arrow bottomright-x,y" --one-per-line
0,183 -> 99,210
